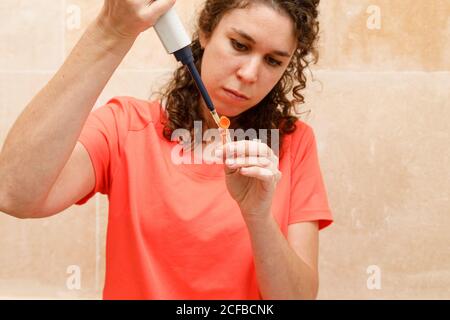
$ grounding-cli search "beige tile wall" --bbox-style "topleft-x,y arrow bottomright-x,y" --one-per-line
0,0 -> 449,299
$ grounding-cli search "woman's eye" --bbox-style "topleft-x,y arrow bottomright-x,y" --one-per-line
231,39 -> 248,51
230,39 -> 282,67
266,57 -> 282,67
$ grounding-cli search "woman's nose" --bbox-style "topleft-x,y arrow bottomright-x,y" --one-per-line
236,57 -> 259,84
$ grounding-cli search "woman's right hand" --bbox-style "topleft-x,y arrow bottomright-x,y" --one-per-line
98,0 -> 176,40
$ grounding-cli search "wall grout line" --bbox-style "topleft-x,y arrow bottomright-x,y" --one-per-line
0,68 -> 174,74
61,0 -> 100,296
1,69 -> 449,75
311,70 -> 450,74
0,70 -> 61,74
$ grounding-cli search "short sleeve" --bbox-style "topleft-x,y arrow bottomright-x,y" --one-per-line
75,97 -> 130,205
288,123 -> 333,230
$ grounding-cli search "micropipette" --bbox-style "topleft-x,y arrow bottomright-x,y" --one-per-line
153,6 -> 223,128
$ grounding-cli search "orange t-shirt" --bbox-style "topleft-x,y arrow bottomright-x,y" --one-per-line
75,96 -> 333,299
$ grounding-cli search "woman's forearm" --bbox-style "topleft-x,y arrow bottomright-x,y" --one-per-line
245,214 -> 319,300
0,16 -> 136,214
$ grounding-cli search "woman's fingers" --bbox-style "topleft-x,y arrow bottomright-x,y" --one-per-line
215,139 -> 280,180
238,166 -> 282,183
224,140 -> 274,158
223,156 -> 281,183
142,0 -> 176,21
216,140 -> 278,165
99,0 -> 176,38
225,156 -> 271,168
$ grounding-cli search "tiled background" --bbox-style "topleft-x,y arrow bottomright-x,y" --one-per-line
0,0 -> 449,299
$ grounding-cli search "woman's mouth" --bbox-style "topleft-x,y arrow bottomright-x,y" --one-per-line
222,87 -> 250,102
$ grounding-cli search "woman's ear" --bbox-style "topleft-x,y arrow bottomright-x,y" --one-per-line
199,31 -> 209,49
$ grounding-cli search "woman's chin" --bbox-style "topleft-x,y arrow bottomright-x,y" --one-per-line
218,111 -> 238,118
215,103 -> 250,118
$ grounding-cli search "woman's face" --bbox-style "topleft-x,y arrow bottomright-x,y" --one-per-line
200,4 -> 297,118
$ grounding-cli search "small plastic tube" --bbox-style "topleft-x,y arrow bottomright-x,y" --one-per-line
219,116 -> 231,129
219,116 -> 231,144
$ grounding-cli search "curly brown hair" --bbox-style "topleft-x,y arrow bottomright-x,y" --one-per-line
155,0 -> 320,154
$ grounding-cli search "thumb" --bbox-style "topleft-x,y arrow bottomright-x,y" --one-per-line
144,0 -> 177,22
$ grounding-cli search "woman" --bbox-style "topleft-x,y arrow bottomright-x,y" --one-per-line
0,0 -> 333,299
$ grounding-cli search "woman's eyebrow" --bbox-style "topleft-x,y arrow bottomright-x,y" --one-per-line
231,27 -> 291,57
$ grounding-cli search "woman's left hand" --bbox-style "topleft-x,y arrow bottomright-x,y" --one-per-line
215,138 -> 282,222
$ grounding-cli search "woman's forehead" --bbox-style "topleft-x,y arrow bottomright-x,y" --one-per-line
217,4 -> 297,53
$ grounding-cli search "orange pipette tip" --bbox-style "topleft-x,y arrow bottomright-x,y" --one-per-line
219,116 -> 231,129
